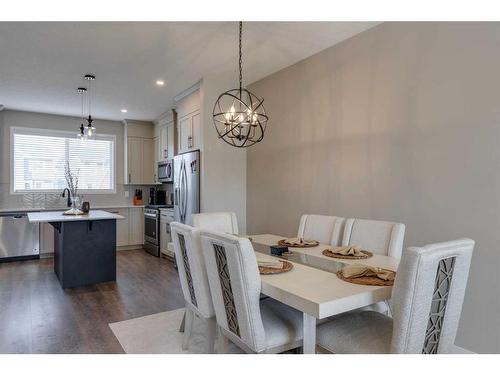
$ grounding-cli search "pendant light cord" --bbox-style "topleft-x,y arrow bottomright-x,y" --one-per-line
239,21 -> 242,93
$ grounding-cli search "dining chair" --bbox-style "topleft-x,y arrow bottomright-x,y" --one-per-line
171,222 -> 217,353
193,212 -> 239,235
199,230 -> 304,354
342,218 -> 405,258
316,238 -> 474,354
297,214 -> 345,246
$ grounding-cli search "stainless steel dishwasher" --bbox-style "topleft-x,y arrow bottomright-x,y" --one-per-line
0,212 -> 40,261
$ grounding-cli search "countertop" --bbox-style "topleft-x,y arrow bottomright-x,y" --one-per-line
27,210 -> 125,223
0,205 -> 145,213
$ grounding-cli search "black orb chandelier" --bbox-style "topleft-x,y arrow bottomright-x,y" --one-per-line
213,22 -> 268,148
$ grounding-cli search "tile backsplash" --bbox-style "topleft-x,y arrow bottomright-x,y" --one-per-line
0,183 -> 171,210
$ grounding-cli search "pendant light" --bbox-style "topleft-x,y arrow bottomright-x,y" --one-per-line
213,22 -> 268,148
84,74 -> 96,138
77,86 -> 87,140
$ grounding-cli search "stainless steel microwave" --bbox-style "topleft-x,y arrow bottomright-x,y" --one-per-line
158,159 -> 173,183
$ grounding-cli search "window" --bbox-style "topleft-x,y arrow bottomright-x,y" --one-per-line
11,127 -> 116,194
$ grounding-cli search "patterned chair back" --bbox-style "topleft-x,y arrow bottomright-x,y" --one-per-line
200,230 -> 266,353
193,212 -> 239,235
391,239 -> 474,353
171,222 -> 214,319
342,218 -> 406,258
297,214 -> 345,246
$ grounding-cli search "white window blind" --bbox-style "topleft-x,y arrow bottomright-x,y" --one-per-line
11,127 -> 116,193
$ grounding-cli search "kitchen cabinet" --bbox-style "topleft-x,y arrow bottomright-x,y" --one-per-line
177,110 -> 200,154
127,137 -> 142,184
104,208 -> 129,247
143,138 -> 156,183
124,120 -> 156,185
158,121 -> 175,161
154,137 -> 159,163
128,207 -> 144,246
127,137 -> 156,184
160,220 -> 169,256
40,222 -> 55,255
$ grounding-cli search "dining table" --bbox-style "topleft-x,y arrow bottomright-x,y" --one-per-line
250,234 -> 400,354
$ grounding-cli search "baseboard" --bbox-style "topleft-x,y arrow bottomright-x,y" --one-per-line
117,245 -> 143,251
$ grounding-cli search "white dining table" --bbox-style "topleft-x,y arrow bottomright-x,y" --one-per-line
251,234 -> 400,354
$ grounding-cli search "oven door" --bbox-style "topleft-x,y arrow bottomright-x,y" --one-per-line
144,211 -> 159,245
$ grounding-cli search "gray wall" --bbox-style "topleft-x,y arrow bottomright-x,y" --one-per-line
200,73 -> 247,233
247,22 -> 500,353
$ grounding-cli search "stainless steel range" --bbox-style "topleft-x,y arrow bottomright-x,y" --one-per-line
144,205 -> 172,257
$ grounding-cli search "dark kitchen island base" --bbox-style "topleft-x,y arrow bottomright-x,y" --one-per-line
51,219 -> 117,288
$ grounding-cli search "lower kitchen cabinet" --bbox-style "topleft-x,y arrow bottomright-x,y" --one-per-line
105,208 -> 129,247
128,207 -> 144,246
103,207 -> 144,249
40,222 -> 55,256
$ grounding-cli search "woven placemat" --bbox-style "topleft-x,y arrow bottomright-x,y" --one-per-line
336,270 -> 395,286
322,248 -> 373,260
259,260 -> 293,275
278,239 -> 319,248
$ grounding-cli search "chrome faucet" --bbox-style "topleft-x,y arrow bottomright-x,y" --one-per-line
61,188 -> 72,207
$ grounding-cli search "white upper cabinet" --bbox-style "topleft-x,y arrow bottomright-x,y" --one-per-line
143,138 -> 155,183
127,137 -> 142,184
176,86 -> 201,154
159,121 -> 175,160
124,120 -> 156,185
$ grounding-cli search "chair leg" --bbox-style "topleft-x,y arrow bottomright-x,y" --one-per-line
179,310 -> 186,333
182,309 -> 194,350
217,327 -> 229,354
206,318 -> 217,354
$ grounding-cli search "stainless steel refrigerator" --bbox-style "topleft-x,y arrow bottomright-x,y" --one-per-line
174,150 -> 200,225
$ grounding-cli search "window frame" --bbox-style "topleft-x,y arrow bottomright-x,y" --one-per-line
10,126 -> 117,195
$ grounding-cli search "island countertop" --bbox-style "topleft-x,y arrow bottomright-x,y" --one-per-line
27,209 -> 125,223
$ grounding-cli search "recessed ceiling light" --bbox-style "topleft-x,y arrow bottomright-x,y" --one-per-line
121,109 -> 128,113
156,80 -> 165,86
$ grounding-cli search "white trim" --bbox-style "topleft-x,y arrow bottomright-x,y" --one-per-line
10,126 -> 117,195
174,80 -> 201,103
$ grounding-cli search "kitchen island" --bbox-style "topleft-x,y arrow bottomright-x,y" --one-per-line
28,210 -> 124,288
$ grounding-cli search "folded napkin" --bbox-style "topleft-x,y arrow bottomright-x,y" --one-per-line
332,245 -> 365,257
283,237 -> 315,246
258,260 -> 283,269
341,265 -> 395,281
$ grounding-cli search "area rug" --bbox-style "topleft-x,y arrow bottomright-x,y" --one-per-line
109,308 -> 242,354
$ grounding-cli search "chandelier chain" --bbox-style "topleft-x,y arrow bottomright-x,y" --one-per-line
239,21 -> 242,92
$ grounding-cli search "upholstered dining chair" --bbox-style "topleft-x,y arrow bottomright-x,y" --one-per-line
342,218 -> 405,258
316,238 -> 474,354
341,218 -> 406,315
297,214 -> 345,246
199,230 -> 304,354
193,212 -> 239,235
171,222 -> 216,353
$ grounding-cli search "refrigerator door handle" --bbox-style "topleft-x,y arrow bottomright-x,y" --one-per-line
180,160 -> 186,223
182,158 -> 188,222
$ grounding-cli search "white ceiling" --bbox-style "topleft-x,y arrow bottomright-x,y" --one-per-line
0,22 -> 378,121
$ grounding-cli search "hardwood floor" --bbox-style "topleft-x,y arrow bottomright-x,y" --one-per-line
0,249 -> 184,354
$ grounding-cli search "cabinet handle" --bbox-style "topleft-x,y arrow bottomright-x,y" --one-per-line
188,136 -> 193,148
164,149 -> 168,159
128,173 -> 131,184
154,174 -> 157,183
